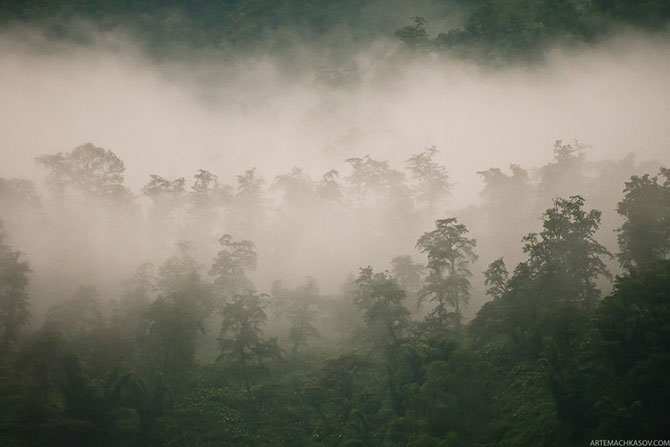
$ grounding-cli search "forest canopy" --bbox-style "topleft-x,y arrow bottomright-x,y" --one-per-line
1,140 -> 669,445
1,1 -> 670,446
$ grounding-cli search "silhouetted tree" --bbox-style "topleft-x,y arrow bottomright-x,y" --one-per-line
395,16 -> 430,49
209,234 -> 257,305
616,168 -> 670,270
522,195 -> 611,308
353,267 -> 410,347
484,257 -> 508,300
406,146 -> 450,214
35,143 -> 131,202
0,221 -> 31,357
416,218 -> 477,327
217,291 -> 280,392
272,277 -> 320,356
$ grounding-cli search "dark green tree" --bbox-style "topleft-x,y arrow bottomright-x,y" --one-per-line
144,243 -> 212,386
522,195 -> 611,308
272,277 -> 320,357
395,16 -> 430,49
209,234 -> 257,305
616,168 -> 670,270
143,293 -> 204,387
474,196 -> 611,356
157,241 -> 213,312
0,221 -> 31,357
484,257 -> 508,300
416,218 -> 477,327
217,292 -> 280,392
353,267 -> 410,347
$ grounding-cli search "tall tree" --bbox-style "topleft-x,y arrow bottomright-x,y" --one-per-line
145,243 -> 212,385
209,234 -> 257,305
353,267 -> 410,347
474,196 -> 612,355
395,16 -> 430,49
484,257 -> 508,300
416,218 -> 477,327
35,142 -> 131,202
0,221 -> 31,357
144,293 -> 204,386
406,146 -> 450,214
272,278 -> 320,357
522,195 -> 611,307
616,168 -> 670,270
217,291 -> 280,392
537,140 -> 588,206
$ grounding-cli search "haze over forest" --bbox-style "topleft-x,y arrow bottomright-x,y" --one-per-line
1,1 -> 669,446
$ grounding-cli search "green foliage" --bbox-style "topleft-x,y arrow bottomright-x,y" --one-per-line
401,0 -> 670,61
3,0 -> 670,64
416,218 -> 477,326
473,195 -> 611,359
484,257 -> 507,300
272,278 -> 321,356
144,295 -> 203,382
0,222 -> 31,357
217,292 -> 281,390
4,144 -> 670,445
143,245 -> 212,386
353,267 -> 410,348
522,195 -> 611,306
395,16 -> 430,49
210,234 -> 257,304
616,168 -> 670,270
157,242 -> 213,311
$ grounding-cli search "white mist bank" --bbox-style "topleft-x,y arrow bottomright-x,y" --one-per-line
0,25 -> 669,322
0,28 -> 668,208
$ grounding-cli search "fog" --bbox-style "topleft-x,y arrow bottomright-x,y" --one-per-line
1,24 -> 669,322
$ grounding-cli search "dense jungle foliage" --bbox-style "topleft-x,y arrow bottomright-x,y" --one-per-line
0,141 -> 669,446
1,0 -> 669,60
1,1 -> 670,446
